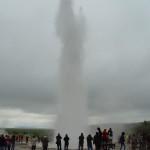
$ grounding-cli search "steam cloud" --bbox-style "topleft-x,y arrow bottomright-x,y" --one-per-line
56,0 -> 87,147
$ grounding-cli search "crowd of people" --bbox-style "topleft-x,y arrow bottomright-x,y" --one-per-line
0,129 -> 149,150
55,128 -> 114,150
126,133 -> 150,150
0,134 -> 16,150
119,131 -> 150,150
0,127 -> 114,150
0,134 -> 49,150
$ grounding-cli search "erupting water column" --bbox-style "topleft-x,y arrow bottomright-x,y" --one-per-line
56,0 -> 88,148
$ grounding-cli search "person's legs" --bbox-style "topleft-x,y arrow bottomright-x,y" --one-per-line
0,146 -> 3,150
32,145 -> 36,150
64,144 -> 67,150
8,145 -> 11,150
89,144 -> 93,150
66,144 -> 68,150
124,143 -> 126,150
33,145 -> 36,150
43,146 -> 47,150
58,145 -> 61,150
120,143 -> 126,150
96,145 -> 99,150
81,145 -> 83,150
60,143 -> 61,150
59,144 -> 61,150
11,144 -> 15,150
120,143 -> 123,150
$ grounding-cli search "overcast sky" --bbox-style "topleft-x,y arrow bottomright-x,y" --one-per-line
0,0 -> 150,128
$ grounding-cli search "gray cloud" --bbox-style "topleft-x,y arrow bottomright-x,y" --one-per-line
0,0 -> 150,125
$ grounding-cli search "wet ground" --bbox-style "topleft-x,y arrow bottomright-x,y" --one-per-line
15,143 -> 122,150
15,142 -> 149,150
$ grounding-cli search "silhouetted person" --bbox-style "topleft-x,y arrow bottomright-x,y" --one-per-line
56,133 -> 62,150
18,135 -> 21,143
20,135 -> 23,143
0,134 -> 6,150
102,129 -> 108,144
120,132 -> 126,150
94,132 -> 101,150
102,129 -> 108,150
108,128 -> 113,143
0,135 -> 2,150
87,134 -> 93,150
6,135 -> 11,150
26,136 -> 29,144
97,128 -> 102,137
79,133 -> 84,150
97,128 -> 102,149
42,136 -> 49,150
4,135 -> 7,150
64,134 -> 69,150
11,135 -> 15,150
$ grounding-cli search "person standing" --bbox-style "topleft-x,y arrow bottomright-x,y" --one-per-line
97,128 -> 102,149
6,136 -> 11,150
56,133 -> 62,150
0,134 -> 5,150
11,135 -> 15,150
102,129 -> 108,150
42,136 -> 49,150
94,132 -> 102,150
26,136 -> 29,144
120,132 -> 126,150
4,135 -> 7,150
87,134 -> 93,150
31,136 -> 37,150
0,135 -> 6,150
64,134 -> 69,150
102,129 -> 108,144
79,133 -> 84,150
20,135 -> 23,144
108,128 -> 113,143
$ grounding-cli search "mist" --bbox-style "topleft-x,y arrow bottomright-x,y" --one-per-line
0,0 -> 150,128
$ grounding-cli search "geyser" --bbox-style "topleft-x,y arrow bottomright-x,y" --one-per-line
56,0 -> 88,148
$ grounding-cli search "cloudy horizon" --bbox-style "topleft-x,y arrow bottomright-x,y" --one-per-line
0,0 -> 150,128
